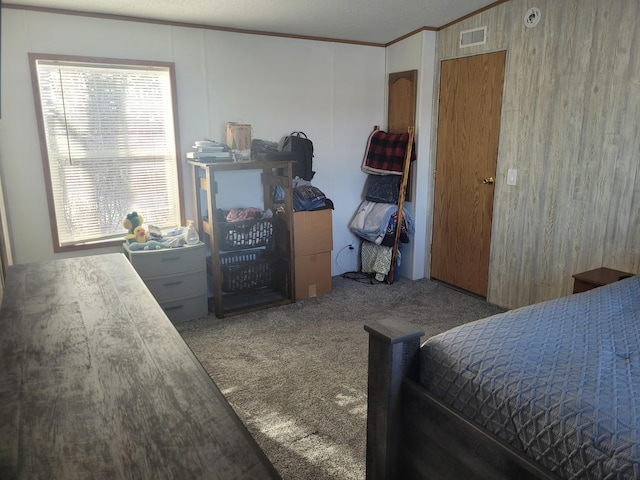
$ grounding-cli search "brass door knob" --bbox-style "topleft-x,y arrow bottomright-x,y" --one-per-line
482,177 -> 495,185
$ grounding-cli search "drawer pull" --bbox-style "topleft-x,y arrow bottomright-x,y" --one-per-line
163,281 -> 183,287
164,305 -> 184,311
161,257 -> 181,262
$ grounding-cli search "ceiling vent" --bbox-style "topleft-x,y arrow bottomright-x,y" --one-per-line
459,26 -> 487,48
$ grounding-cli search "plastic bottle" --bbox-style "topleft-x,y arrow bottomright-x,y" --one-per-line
185,220 -> 199,245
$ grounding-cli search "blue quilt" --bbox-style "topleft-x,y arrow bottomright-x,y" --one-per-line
419,276 -> 640,479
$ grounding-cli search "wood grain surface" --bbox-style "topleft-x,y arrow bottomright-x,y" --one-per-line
0,253 -> 280,479
431,51 -> 505,297
433,0 -> 640,308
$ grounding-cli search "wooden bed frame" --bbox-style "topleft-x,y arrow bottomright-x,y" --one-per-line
364,318 -> 562,480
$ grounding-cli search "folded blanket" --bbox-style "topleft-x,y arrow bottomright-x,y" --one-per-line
349,200 -> 414,244
365,174 -> 401,203
293,185 -> 326,211
361,129 -> 416,175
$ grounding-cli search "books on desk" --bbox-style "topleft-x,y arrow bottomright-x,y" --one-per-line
187,150 -> 233,161
187,141 -> 232,162
193,145 -> 227,152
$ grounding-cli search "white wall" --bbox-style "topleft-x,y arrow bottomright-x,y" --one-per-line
385,31 -> 437,280
0,8 -> 386,276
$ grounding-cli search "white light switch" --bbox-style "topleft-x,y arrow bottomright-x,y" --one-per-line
507,169 -> 518,186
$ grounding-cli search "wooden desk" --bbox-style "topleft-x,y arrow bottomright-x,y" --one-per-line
0,253 -> 280,479
572,267 -> 634,293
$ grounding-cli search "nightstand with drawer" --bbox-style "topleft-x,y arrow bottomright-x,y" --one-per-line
124,242 -> 208,322
572,267 -> 634,294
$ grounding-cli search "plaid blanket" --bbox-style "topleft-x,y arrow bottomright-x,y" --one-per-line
361,129 -> 416,175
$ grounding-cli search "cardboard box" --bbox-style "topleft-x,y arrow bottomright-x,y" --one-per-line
295,252 -> 332,300
293,209 -> 333,256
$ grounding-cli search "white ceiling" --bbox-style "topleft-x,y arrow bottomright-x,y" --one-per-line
6,0 -> 501,45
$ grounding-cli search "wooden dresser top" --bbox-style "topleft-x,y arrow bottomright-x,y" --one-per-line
0,253 -> 279,479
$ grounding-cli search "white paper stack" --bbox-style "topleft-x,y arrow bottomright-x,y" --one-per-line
187,140 -> 232,161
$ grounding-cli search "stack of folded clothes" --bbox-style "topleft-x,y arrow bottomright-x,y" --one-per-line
272,179 -> 334,212
349,200 -> 413,246
293,184 -> 326,211
349,172 -> 415,281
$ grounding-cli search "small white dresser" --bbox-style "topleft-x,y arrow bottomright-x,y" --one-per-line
124,242 -> 208,322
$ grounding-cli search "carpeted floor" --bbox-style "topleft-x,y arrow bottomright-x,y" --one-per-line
175,274 -> 505,480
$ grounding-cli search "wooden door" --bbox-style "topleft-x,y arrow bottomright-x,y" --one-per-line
388,70 -> 417,201
388,70 -> 417,133
431,51 -> 506,297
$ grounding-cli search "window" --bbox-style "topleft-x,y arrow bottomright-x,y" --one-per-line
30,54 -> 184,252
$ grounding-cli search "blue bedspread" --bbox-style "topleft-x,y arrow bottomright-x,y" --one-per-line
419,276 -> 640,479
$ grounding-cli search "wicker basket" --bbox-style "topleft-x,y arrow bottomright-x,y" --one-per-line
218,218 -> 273,250
219,249 -> 276,293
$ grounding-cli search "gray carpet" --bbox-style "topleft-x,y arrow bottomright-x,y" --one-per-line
175,275 -> 505,480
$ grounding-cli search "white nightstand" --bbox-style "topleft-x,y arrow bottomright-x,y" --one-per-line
124,242 -> 208,322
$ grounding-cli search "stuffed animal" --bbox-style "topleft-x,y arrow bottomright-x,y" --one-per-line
125,225 -> 147,244
128,240 -> 170,251
125,225 -> 142,244
133,226 -> 147,243
126,225 -> 170,250
123,211 -> 144,235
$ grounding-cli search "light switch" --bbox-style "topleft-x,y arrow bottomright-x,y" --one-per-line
507,169 -> 518,186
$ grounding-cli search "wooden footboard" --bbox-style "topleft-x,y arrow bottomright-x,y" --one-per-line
365,320 -> 560,480
364,319 -> 424,479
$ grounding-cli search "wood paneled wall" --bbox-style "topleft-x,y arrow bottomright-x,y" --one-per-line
433,0 -> 640,308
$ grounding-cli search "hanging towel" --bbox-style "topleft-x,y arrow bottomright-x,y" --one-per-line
361,129 -> 416,175
361,241 -> 401,282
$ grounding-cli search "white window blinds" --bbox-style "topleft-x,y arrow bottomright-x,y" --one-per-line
33,57 -> 181,248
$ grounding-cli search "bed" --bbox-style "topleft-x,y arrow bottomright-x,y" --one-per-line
364,275 -> 640,479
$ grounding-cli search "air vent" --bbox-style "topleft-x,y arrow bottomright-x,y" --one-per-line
459,26 -> 487,48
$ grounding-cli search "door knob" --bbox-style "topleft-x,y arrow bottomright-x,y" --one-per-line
482,177 -> 495,185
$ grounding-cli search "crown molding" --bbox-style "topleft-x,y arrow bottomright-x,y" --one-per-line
4,0 -> 510,47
